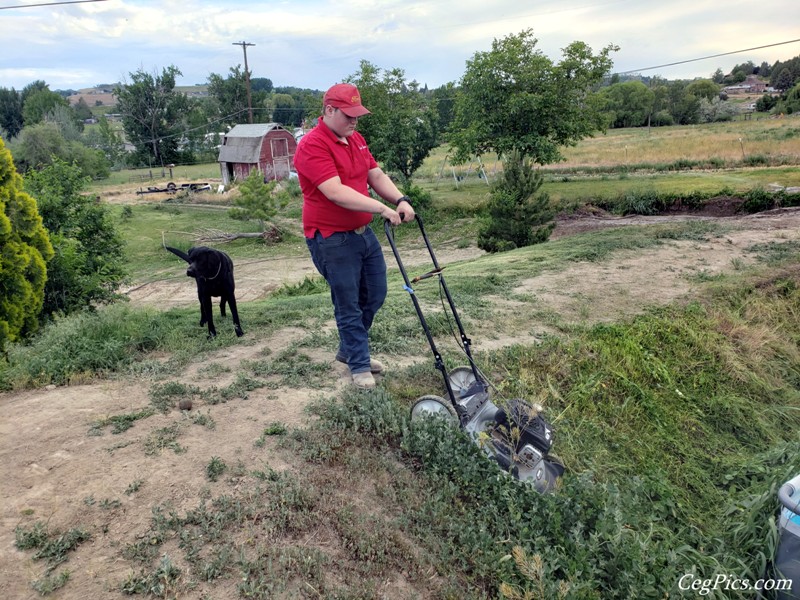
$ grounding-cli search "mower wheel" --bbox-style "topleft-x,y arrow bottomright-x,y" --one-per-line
411,395 -> 458,425
448,366 -> 477,396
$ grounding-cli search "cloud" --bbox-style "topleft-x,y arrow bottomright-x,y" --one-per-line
0,0 -> 797,91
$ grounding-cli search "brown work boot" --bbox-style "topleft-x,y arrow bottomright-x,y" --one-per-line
336,354 -> 386,375
352,371 -> 376,390
368,358 -> 386,376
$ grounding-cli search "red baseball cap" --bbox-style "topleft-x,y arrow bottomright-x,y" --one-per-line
323,83 -> 371,117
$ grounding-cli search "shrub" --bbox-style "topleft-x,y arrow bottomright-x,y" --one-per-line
740,187 -> 778,213
401,183 -> 433,214
477,152 -> 555,253
24,159 -> 126,317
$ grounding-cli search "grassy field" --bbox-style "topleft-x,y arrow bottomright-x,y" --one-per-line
91,115 -> 800,220
4,118 -> 800,598
415,115 -> 800,177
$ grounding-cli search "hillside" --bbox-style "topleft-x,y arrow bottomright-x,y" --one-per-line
1,199 -> 799,598
66,84 -> 209,108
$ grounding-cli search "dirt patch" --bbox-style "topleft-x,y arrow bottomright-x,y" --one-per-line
2,207 -> 800,598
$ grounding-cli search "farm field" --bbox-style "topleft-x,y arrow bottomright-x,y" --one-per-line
1,118 -> 800,598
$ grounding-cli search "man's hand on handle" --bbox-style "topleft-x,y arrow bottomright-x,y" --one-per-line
397,200 -> 416,223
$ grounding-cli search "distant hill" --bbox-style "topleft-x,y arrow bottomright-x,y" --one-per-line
66,84 -> 209,107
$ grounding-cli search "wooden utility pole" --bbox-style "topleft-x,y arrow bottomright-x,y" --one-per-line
232,41 -> 255,124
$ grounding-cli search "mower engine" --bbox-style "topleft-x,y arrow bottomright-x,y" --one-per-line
451,378 -> 564,492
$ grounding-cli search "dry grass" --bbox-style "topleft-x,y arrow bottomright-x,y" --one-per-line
556,117 -> 800,167
416,115 -> 800,178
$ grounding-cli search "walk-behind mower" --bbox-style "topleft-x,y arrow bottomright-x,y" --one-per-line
775,473 -> 800,599
384,215 -> 564,492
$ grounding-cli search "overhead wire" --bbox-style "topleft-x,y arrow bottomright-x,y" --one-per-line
616,38 -> 800,75
0,0 -> 107,9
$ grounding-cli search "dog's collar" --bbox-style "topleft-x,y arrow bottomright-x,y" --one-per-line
203,260 -> 223,281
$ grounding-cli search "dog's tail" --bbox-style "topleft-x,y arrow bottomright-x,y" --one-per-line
165,246 -> 191,263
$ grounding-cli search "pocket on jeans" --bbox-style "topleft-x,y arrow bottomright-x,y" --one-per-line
320,232 -> 348,248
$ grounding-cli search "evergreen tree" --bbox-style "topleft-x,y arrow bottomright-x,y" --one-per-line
477,151 -> 555,253
0,137 -> 54,350
0,88 -> 23,138
228,168 -> 287,235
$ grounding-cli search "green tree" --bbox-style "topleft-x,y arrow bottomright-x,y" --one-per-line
24,159 -> 126,316
430,82 -> 457,140
22,88 -> 69,127
228,168 -> 287,235
73,97 -> 93,121
477,151 -> 555,253
114,65 -> 190,165
756,93 -> 779,112
21,81 -> 48,104
774,82 -> 800,115
0,137 -> 54,350
14,122 -> 109,179
0,88 -> 23,137
711,68 -> 725,84
664,81 -> 701,125
207,66 -> 251,126
600,81 -> 654,128
82,116 -> 127,169
250,77 -> 273,94
775,68 -> 795,93
268,93 -> 296,124
273,87 -> 320,127
15,122 -> 67,169
770,58 -> 800,90
686,79 -> 720,102
347,60 -> 439,183
451,29 -> 616,165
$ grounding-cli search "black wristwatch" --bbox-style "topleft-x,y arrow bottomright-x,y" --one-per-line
396,195 -> 412,207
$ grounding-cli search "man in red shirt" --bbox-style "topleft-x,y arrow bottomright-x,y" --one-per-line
294,83 -> 415,390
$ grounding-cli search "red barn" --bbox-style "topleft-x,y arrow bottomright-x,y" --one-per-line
218,123 -> 297,185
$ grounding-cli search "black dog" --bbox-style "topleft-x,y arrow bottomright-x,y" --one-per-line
165,246 -> 244,339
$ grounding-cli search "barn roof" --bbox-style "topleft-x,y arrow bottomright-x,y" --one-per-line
218,123 -> 287,163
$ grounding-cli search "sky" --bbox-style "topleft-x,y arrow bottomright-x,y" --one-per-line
0,0 -> 798,92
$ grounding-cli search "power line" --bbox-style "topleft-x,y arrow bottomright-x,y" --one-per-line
616,38 -> 800,75
0,0 -> 108,9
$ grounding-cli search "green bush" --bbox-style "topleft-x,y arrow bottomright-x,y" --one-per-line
24,158 -> 126,317
401,183 -> 433,213
0,305 -> 172,389
741,187 -> 779,213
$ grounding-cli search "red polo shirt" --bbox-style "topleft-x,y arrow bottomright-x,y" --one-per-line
294,119 -> 379,238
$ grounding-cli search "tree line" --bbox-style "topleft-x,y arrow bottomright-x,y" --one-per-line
2,30 -> 800,350
2,44 -> 800,181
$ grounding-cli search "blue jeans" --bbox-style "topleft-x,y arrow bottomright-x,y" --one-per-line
306,227 -> 387,373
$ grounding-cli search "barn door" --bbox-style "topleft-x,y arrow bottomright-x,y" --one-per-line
270,137 -> 290,180
273,158 -> 290,180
